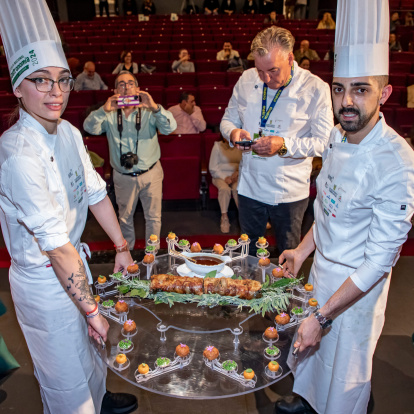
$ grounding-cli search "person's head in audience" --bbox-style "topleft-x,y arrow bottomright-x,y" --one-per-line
391,12 -> 400,22
223,42 -> 233,53
67,57 -> 81,77
114,71 -> 139,96
120,50 -> 133,64
269,11 -> 277,21
405,12 -> 413,26
179,91 -> 196,114
251,26 -> 295,90
300,40 -> 310,52
178,49 -> 191,61
84,62 -> 96,79
389,33 -> 397,45
299,57 -> 310,70
321,12 -> 334,24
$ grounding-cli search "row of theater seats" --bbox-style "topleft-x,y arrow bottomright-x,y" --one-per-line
85,132 -> 221,202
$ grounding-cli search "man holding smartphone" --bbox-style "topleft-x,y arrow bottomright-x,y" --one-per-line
220,26 -> 333,255
84,71 -> 176,248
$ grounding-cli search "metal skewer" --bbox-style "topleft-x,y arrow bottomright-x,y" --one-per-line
99,336 -> 106,349
170,250 -> 198,263
275,263 -> 296,279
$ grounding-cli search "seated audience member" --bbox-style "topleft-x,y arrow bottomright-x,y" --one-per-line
294,40 -> 320,62
407,84 -> 414,108
405,12 -> 414,26
390,12 -> 401,32
299,57 -> 310,70
389,33 -> 402,52
243,0 -> 258,14
264,10 -> 279,24
171,49 -> 195,73
217,41 -> 240,60
209,138 -> 242,233
74,61 -> 108,91
123,0 -> 138,15
220,0 -> 236,15
67,57 -> 81,78
203,0 -> 219,15
141,0 -> 156,15
168,92 -> 206,134
317,12 -> 336,29
113,51 -> 139,74
324,44 -> 335,60
247,52 -> 254,60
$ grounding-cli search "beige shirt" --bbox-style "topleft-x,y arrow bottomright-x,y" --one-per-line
216,49 -> 240,60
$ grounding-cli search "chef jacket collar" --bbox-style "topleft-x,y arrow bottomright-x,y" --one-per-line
19,108 -> 57,153
335,112 -> 387,147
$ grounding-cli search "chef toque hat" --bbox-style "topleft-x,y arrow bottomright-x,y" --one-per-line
0,0 -> 69,91
334,0 -> 389,78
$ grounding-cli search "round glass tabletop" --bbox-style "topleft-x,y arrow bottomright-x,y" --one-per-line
92,254 -> 302,399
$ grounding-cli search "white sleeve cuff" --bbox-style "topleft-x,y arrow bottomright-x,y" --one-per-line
350,260 -> 390,292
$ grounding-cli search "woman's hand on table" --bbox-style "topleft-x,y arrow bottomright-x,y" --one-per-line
88,314 -> 110,342
114,250 -> 134,275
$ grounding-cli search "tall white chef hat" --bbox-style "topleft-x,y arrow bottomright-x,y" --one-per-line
0,0 -> 69,91
334,0 -> 389,78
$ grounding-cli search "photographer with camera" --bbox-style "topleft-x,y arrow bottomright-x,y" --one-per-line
84,71 -> 176,248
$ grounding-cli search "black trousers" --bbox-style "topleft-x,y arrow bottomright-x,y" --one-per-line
99,1 -> 110,17
238,194 -> 309,256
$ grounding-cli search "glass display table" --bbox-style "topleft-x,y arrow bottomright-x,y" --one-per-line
92,254 -> 305,399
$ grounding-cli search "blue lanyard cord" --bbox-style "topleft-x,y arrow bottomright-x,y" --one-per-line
341,135 -> 347,143
261,65 -> 294,129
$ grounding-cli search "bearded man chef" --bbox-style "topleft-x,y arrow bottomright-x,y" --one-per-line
220,26 -> 333,256
275,1 -> 414,413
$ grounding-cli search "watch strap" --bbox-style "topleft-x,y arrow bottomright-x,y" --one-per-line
313,310 -> 333,330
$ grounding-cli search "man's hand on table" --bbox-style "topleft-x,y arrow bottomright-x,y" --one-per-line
88,314 -> 110,342
251,135 -> 284,156
114,250 -> 134,275
230,128 -> 252,151
279,248 -> 307,277
294,313 -> 322,352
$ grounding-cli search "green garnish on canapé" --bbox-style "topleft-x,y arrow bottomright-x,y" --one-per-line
245,368 -> 253,373
179,239 -> 189,246
118,339 -> 132,350
146,245 -> 155,251
266,346 -> 280,356
257,248 -> 268,255
227,239 -> 237,246
102,300 -> 114,307
222,360 -> 237,371
156,357 -> 170,367
292,307 -> 304,314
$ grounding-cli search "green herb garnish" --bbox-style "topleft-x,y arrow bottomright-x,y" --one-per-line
265,346 -> 280,356
156,357 -> 170,367
227,239 -> 237,246
222,360 -> 237,371
204,270 -> 217,279
292,307 -> 304,314
118,339 -> 132,350
257,248 -> 268,255
102,300 -> 114,307
146,245 -> 155,251
179,239 -> 189,246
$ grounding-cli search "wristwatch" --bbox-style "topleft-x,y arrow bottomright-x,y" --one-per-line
313,310 -> 333,330
278,138 -> 287,156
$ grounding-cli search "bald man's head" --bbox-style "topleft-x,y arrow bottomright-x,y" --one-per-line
84,61 -> 96,78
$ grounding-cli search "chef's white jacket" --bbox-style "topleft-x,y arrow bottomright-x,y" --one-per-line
220,62 -> 334,205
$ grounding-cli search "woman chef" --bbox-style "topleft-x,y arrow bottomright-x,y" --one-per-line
275,1 -> 414,413
0,1 -> 137,413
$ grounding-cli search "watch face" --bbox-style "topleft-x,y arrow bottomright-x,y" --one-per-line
278,148 -> 287,156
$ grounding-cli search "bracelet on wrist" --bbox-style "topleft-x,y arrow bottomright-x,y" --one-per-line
86,303 -> 98,318
114,239 -> 129,253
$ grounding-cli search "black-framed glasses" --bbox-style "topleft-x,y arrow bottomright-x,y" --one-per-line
25,77 -> 75,93
117,81 -> 137,90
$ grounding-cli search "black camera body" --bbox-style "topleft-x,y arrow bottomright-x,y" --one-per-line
120,151 -> 138,169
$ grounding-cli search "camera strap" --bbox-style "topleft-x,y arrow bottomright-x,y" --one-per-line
118,107 -> 141,156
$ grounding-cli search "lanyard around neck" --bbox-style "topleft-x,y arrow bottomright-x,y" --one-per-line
261,64 -> 294,129
341,135 -> 347,143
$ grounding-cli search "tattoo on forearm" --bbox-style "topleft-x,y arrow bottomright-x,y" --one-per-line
66,260 -> 95,306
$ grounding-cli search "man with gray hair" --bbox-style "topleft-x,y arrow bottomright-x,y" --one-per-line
84,71 -> 176,247
220,26 -> 333,255
74,61 -> 108,91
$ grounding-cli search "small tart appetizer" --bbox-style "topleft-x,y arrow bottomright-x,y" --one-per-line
257,248 -> 269,256
264,327 -> 278,339
97,275 -> 107,284
240,234 -> 249,241
116,353 -> 127,365
213,243 -> 224,254
227,239 -> 237,247
168,232 -> 176,240
259,258 -> 271,266
94,295 -> 100,303
146,245 -> 155,252
123,319 -> 136,332
291,307 -> 304,315
258,237 -> 267,245
243,368 -> 255,380
102,299 -> 114,308
272,267 -> 284,278
268,361 -> 280,372
222,360 -> 237,372
115,300 -> 128,313
127,263 -> 139,274
143,253 -> 155,264
203,345 -> 219,361
156,357 -> 171,367
179,239 -> 189,247
265,345 -> 280,357
275,312 -> 290,325
308,298 -> 318,307
118,339 -> 132,350
138,363 -> 149,375
175,343 -> 190,357
304,283 -> 314,291
149,234 -> 158,242
190,242 -> 202,252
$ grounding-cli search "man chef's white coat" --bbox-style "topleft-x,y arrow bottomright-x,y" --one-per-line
220,61 -> 333,205
289,115 -> 414,413
0,110 -> 107,413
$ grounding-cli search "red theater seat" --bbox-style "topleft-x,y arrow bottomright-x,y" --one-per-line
395,108 -> 414,136
389,74 -> 408,87
0,78 -> 13,94
67,91 -> 95,109
199,86 -> 232,106
166,73 -> 196,87
61,110 -> 83,131
226,72 -> 242,88
83,135 -> 111,180
203,132 -> 222,199
137,73 -> 166,88
194,60 -> 227,72
202,106 -> 226,128
158,134 -> 202,158
197,72 -> 226,87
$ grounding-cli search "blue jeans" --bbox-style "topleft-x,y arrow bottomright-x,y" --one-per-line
238,194 -> 309,256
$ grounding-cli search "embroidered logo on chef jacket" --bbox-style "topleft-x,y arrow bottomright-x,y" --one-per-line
68,164 -> 86,204
321,179 -> 346,218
